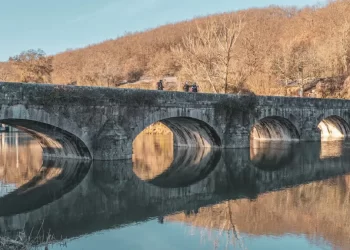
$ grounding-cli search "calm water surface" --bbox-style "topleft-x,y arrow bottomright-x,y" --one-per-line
1,131 -> 350,250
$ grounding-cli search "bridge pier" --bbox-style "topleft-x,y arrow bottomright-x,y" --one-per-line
299,126 -> 321,141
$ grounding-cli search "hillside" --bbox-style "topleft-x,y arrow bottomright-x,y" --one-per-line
2,0 -> 350,97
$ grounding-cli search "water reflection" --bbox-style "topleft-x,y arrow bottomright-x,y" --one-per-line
166,173 -> 350,250
0,132 -> 42,191
148,147 -> 221,188
0,131 -> 91,216
132,133 -> 174,180
1,132 -> 350,250
133,133 -> 221,187
0,158 -> 91,217
320,139 -> 344,159
250,140 -> 299,170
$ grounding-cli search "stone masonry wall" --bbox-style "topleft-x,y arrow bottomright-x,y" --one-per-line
1,82 -> 350,160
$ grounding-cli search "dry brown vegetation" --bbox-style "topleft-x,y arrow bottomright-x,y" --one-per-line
2,1 -> 350,97
0,225 -> 65,250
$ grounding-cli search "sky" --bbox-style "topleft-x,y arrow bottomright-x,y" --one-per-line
0,0 -> 325,62
48,220 -> 331,250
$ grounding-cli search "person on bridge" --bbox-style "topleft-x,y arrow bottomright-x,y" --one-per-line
183,81 -> 190,92
191,83 -> 198,93
156,80 -> 164,90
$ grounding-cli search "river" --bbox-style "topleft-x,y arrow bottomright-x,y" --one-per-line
0,130 -> 350,250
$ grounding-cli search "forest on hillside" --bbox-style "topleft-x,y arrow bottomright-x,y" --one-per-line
1,0 -> 350,97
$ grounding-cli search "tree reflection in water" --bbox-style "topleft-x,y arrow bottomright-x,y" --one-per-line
166,140 -> 350,250
0,131 -> 43,196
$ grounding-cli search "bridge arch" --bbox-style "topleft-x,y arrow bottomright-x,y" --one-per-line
1,119 -> 91,159
0,104 -> 92,159
318,115 -> 350,139
250,116 -> 300,141
133,117 -> 222,148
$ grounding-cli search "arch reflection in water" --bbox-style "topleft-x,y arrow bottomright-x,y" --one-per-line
133,132 -> 221,188
249,140 -> 350,172
250,140 -> 300,171
149,147 -> 221,188
0,158 -> 91,217
2,140 -> 350,249
0,131 -> 91,217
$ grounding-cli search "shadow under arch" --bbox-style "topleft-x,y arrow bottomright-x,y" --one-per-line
250,116 -> 300,141
0,119 -> 91,160
318,115 -> 350,140
0,158 -> 91,217
134,117 -> 222,148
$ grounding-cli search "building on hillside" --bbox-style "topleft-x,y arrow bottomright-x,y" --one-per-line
283,76 -> 346,98
163,76 -> 177,83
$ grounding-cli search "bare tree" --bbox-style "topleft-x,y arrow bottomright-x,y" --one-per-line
0,62 -> 13,82
172,16 -> 244,93
3,1 -> 350,98
332,20 -> 350,75
271,38 -> 321,85
218,16 -> 245,93
9,49 -> 53,83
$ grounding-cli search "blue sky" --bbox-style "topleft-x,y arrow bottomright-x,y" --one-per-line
0,0 -> 324,62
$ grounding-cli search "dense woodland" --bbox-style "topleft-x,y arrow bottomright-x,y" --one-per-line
2,0 -> 350,97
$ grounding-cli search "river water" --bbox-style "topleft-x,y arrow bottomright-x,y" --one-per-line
1,131 -> 350,250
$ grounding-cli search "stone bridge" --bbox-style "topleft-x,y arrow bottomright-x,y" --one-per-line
1,82 -> 350,160
0,141 -> 349,240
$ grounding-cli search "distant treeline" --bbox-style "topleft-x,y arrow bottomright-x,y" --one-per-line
1,0 -> 350,97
